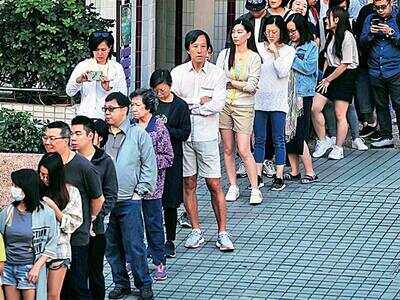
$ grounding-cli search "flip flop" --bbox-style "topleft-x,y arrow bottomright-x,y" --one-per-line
301,174 -> 318,184
283,173 -> 301,181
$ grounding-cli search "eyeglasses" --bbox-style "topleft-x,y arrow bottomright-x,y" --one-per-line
374,4 -> 389,11
288,29 -> 298,35
42,136 -> 68,143
92,31 -> 112,38
102,106 -> 125,113
266,30 -> 279,35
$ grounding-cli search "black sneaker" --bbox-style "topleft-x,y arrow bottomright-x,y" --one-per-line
165,240 -> 176,258
108,287 -> 131,299
139,285 -> 154,300
369,130 -> 382,141
271,177 -> 286,191
247,175 -> 264,190
178,211 -> 191,228
359,125 -> 377,138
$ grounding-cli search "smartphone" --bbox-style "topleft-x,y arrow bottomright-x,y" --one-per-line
87,70 -> 103,81
371,18 -> 381,26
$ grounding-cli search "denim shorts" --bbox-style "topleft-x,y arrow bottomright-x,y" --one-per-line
2,263 -> 36,289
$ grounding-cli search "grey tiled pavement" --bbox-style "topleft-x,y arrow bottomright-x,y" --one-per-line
105,148 -> 400,299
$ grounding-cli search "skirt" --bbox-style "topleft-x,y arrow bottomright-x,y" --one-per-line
286,96 -> 313,155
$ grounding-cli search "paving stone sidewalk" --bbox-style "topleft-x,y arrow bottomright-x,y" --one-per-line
105,148 -> 400,299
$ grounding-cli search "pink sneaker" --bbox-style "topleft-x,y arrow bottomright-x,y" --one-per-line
154,264 -> 167,281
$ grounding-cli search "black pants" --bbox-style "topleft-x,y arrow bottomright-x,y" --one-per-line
164,207 -> 177,242
89,234 -> 106,300
370,74 -> 400,139
61,245 -> 91,300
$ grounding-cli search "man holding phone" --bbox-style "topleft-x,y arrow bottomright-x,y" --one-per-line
360,0 -> 400,148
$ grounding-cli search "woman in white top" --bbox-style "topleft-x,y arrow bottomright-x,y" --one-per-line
66,31 -> 127,119
254,15 -> 296,191
311,7 -> 359,160
216,18 -> 263,205
38,153 -> 83,300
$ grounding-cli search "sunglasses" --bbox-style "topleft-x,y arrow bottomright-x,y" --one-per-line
92,31 -> 112,38
374,4 -> 389,11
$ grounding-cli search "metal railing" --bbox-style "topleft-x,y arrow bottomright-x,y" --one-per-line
0,87 -> 70,105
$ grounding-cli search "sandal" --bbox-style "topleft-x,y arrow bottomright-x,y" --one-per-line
301,174 -> 318,184
283,173 -> 301,181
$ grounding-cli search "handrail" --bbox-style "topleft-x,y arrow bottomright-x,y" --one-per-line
0,87 -> 54,93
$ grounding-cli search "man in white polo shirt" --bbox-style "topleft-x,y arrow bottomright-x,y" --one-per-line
171,29 -> 234,252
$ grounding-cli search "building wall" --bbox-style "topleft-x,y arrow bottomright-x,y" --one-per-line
213,0 -> 228,63
155,0 -> 176,70
0,102 -> 77,123
87,0 -> 253,89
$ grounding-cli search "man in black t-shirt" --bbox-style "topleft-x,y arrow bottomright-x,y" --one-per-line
43,121 -> 104,300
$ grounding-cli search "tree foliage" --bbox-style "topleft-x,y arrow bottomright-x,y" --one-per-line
0,108 -> 44,153
0,0 -> 114,92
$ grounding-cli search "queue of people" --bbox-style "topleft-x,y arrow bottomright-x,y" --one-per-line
0,0 -> 399,299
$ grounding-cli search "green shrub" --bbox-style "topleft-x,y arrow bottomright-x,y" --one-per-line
0,0 -> 114,93
0,108 -> 44,153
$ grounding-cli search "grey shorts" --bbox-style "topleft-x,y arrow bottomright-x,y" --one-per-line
183,139 -> 221,178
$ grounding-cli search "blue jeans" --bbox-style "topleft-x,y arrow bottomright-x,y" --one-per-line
61,245 -> 91,300
254,111 -> 286,165
142,198 -> 166,266
105,200 -> 152,290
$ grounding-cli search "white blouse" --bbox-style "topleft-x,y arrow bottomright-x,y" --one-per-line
254,43 -> 296,113
66,58 -> 127,119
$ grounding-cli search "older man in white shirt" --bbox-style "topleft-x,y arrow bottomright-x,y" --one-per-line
171,29 -> 234,252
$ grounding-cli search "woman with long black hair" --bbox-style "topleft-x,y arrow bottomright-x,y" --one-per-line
38,153 -> 83,300
0,169 -> 58,300
216,17 -> 263,205
285,13 -> 318,183
311,6 -> 359,160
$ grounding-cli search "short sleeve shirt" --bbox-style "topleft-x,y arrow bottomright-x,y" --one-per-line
326,31 -> 359,69
64,153 -> 102,246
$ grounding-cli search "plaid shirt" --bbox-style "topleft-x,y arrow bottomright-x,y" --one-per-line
54,185 -> 83,260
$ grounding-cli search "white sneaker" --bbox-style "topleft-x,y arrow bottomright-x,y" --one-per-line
328,145 -> 344,160
185,229 -> 204,248
371,138 -> 394,148
262,160 -> 276,178
249,188 -> 263,205
312,138 -> 333,158
330,136 -> 337,145
216,232 -> 234,252
352,138 -> 368,150
225,185 -> 240,202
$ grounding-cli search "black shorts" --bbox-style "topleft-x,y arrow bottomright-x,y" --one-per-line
318,66 -> 357,102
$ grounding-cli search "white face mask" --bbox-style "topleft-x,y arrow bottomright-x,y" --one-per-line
10,186 -> 25,202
